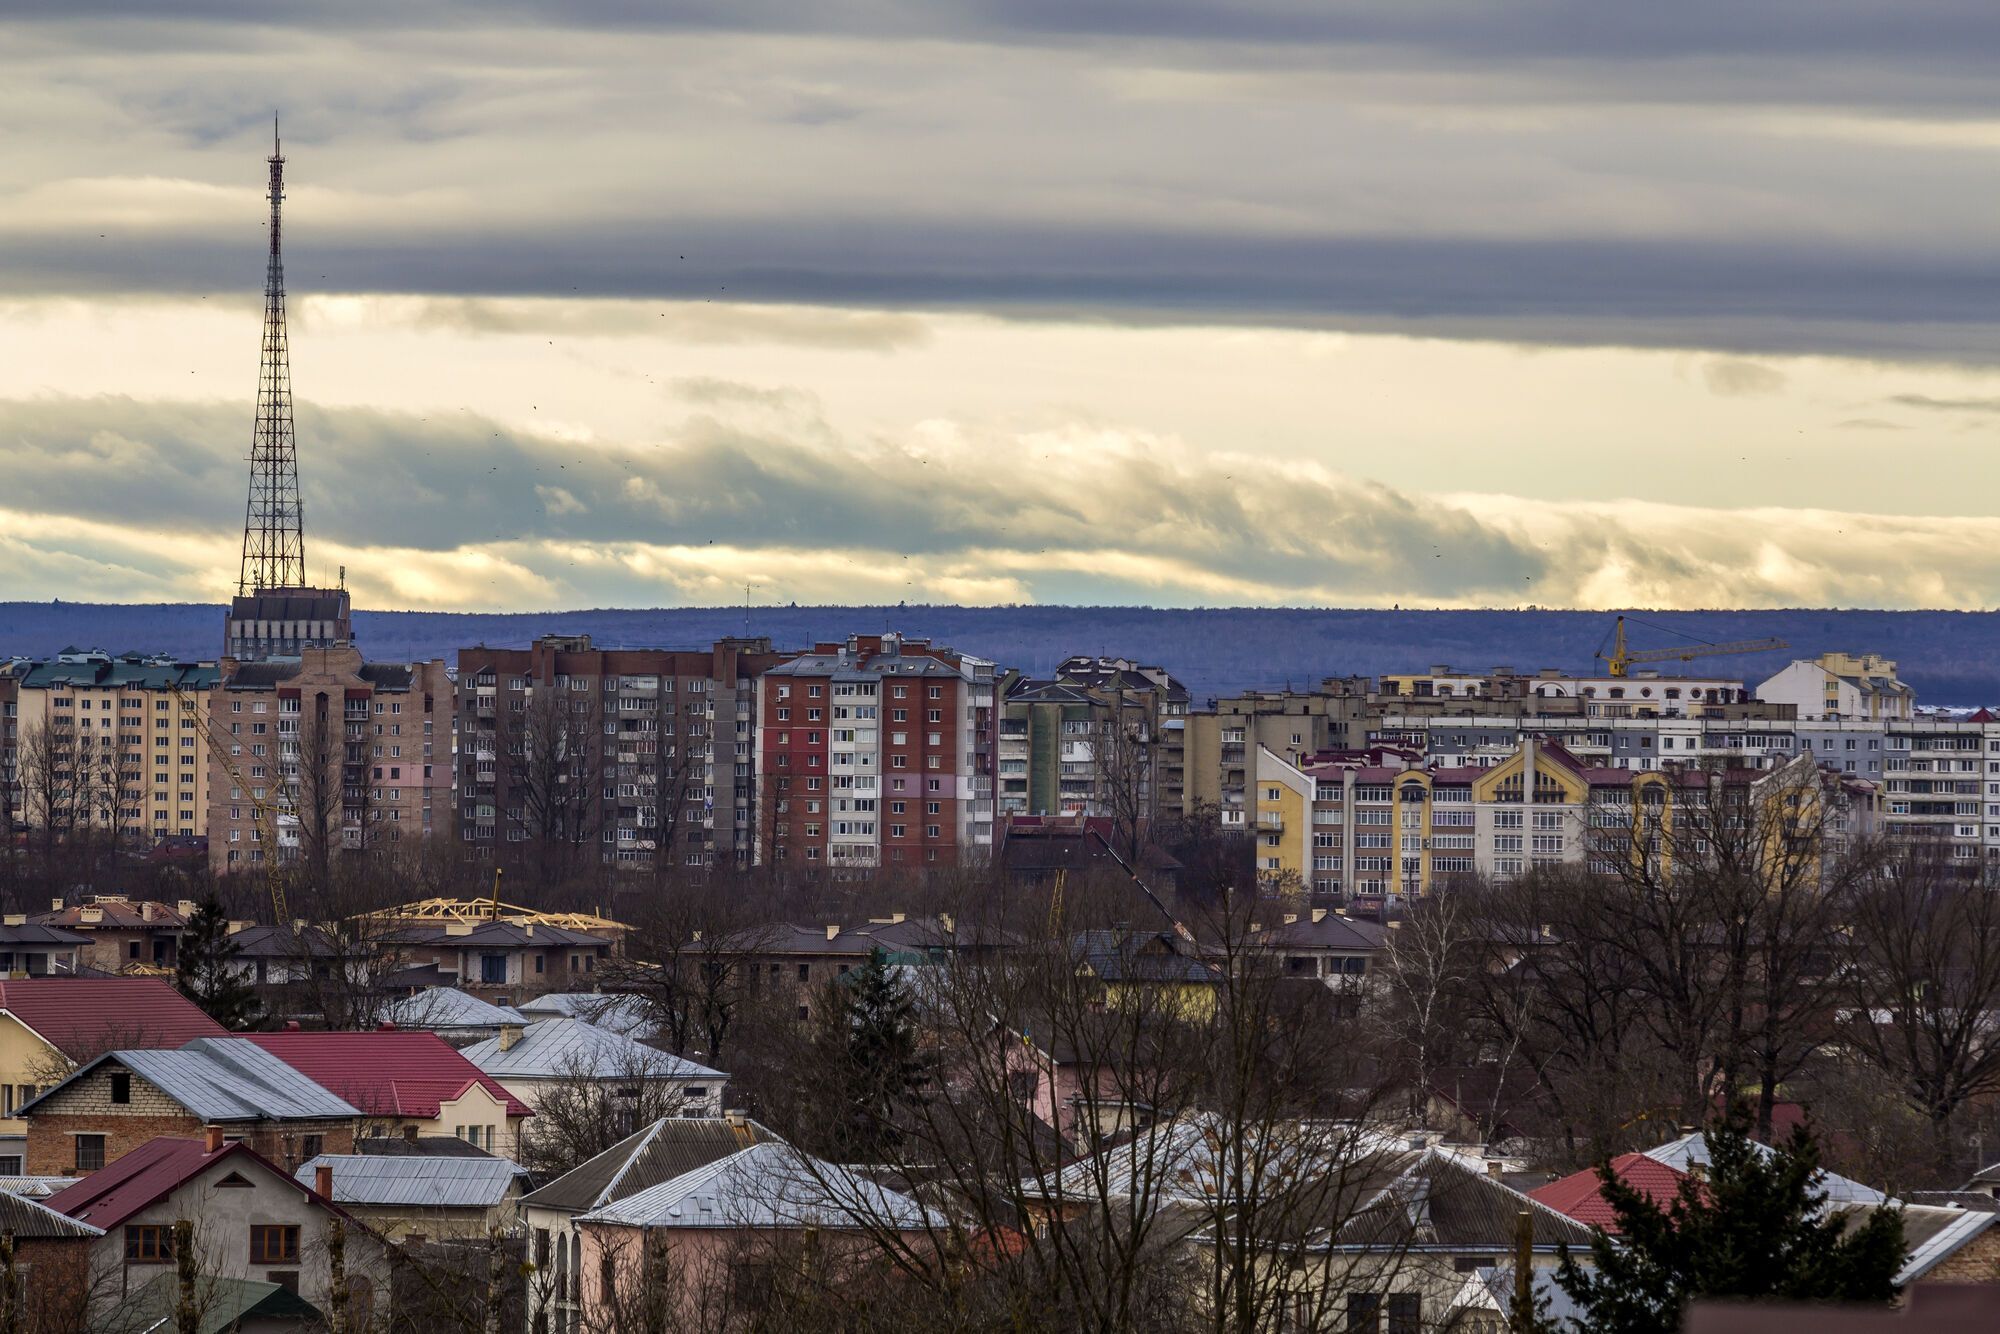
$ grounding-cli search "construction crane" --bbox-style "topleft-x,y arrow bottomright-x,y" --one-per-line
170,682 -> 291,926
1596,615 -> 1789,679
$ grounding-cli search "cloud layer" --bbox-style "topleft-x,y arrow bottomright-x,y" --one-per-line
4,391 -> 1998,612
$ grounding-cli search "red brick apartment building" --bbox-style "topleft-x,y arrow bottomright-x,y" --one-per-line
757,634 -> 997,871
457,635 -> 792,869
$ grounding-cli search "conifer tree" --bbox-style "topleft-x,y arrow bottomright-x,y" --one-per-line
809,948 -> 931,1162
175,895 -> 262,1030
1555,1119 -> 1906,1333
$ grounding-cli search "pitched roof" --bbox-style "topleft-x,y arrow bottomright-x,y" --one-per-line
20,1037 -> 360,1122
0,1189 -> 102,1240
1873,1202 -> 1999,1285
385,921 -> 608,949
513,992 -> 653,1036
0,977 -> 227,1060
296,1154 -> 527,1209
522,1117 -> 774,1214
222,924 -> 341,960
1529,1153 -> 1691,1232
125,1274 -> 322,1334
462,1018 -> 722,1082
1642,1132 -> 1887,1205
1072,929 -> 1216,985
1329,1150 -> 1598,1252
245,1031 -> 532,1119
381,987 -> 525,1031
46,1137 -> 341,1233
1252,914 -> 1389,952
353,1135 -> 496,1160
30,899 -> 188,930
577,1141 -> 938,1231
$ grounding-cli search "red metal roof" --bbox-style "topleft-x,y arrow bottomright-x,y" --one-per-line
0,978 -> 227,1060
245,1031 -> 531,1119
45,1136 -> 341,1233
1528,1152 -> 1690,1232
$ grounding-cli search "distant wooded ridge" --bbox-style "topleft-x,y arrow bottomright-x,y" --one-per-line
4,603 -> 1996,707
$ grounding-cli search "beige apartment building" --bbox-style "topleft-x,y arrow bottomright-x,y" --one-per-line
208,645 -> 453,874
8,650 -> 217,844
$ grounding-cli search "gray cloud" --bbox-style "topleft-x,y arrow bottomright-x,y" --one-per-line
1702,358 -> 1788,397
1889,393 -> 2000,412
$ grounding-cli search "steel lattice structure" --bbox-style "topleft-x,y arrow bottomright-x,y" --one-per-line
237,117 -> 308,594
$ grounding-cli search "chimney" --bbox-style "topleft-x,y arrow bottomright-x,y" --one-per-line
1311,908 -> 1328,924
176,900 -> 197,919
284,1020 -> 302,1031
1487,1159 -> 1504,1178
376,1021 -> 397,1031
523,923 -> 534,939
204,1124 -> 224,1154
825,924 -> 840,941
49,898 -> 62,913
1281,913 -> 1298,926
498,1023 -> 523,1052
141,902 -> 154,922
314,1163 -> 334,1199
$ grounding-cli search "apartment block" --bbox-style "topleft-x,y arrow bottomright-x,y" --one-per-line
757,633 -> 996,872
9,650 -> 218,843
1758,652 -> 1915,722
456,635 -> 790,869
207,645 -> 452,874
1256,737 -> 1877,901
996,656 -> 1188,823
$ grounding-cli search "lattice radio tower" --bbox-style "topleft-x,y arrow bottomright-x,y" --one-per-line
237,115 -> 308,594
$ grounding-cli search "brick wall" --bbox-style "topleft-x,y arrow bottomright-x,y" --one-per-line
1922,1225 -> 2000,1284
28,1110 -> 200,1176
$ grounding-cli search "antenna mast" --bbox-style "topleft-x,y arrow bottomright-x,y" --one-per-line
237,115 -> 307,594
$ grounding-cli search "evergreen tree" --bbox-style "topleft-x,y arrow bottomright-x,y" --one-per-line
808,948 -> 931,1162
1554,1120 -> 1906,1333
175,895 -> 261,1030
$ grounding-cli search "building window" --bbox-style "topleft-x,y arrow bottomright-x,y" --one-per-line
110,1071 -> 131,1104
251,1225 -> 301,1265
75,1134 -> 105,1172
124,1224 -> 175,1263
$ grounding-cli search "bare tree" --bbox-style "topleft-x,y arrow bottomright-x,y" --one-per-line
497,684 -> 606,887
607,881 -> 779,1068
1839,846 -> 2000,1181
1373,889 -> 1478,1130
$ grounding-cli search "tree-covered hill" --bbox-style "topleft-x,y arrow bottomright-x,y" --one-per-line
4,603 -> 1997,707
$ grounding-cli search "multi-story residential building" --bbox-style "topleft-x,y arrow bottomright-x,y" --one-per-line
9,650 -> 218,844
1379,664 -> 1758,717
757,633 -> 996,872
1182,680 -> 1380,829
1759,652 -> 1915,721
207,645 -> 452,874
0,664 -> 20,834
1254,737 -> 1877,900
455,634 -> 791,869
996,657 -> 1188,831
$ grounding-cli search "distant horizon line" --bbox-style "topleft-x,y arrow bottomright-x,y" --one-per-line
9,600 -> 1996,617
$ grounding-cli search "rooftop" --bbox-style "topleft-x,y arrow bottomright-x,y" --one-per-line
245,1031 -> 532,1119
46,1137 -> 342,1233
462,1018 -> 722,1082
20,1037 -> 360,1123
0,977 -> 227,1060
381,987 -> 525,1031
295,1153 -> 527,1209
577,1140 -> 938,1231
522,1116 -> 774,1214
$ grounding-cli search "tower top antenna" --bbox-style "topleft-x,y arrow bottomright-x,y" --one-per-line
236,119 -> 307,594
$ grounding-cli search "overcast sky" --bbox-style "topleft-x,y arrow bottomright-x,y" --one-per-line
7,3 -> 2000,612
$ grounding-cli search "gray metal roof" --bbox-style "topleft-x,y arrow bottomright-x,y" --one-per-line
383,987 -> 525,1030
512,992 -> 652,1036
0,1188 -> 102,1238
1642,1132 -> 1887,1205
21,1037 -> 361,1123
577,1142 -> 938,1231
461,1018 -> 722,1082
295,1154 -> 527,1209
0,1176 -> 79,1199
521,1117 -> 774,1215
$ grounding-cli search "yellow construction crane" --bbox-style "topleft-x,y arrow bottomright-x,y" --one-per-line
171,682 -> 290,926
1597,615 -> 1790,679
